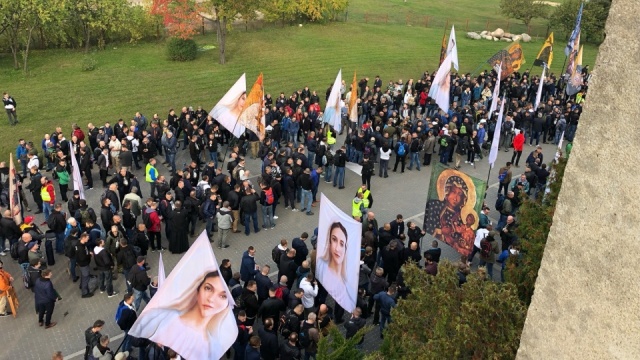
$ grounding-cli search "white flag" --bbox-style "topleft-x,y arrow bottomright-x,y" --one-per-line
428,54 -> 452,114
323,69 -> 343,133
447,25 -> 459,71
158,252 -> 166,288
534,65 -> 545,111
488,95 -> 506,168
69,143 -> 85,199
129,230 -> 237,360
488,62 -> 502,116
209,74 -> 247,139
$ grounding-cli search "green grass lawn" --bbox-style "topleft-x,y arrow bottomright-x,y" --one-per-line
0,21 -> 598,157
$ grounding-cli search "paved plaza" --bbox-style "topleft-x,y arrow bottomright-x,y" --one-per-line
1,130 -> 561,359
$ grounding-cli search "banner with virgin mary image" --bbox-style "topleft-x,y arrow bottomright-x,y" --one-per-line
423,163 -> 487,257
316,193 -> 362,313
128,230 -> 237,359
209,73 -> 247,139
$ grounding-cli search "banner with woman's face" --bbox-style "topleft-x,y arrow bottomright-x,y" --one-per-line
316,193 -> 362,313
128,231 -> 237,360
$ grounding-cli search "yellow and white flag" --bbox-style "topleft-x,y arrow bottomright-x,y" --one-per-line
238,73 -> 266,141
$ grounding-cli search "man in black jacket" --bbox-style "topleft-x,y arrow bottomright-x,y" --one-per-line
117,239 -> 137,294
116,293 -> 138,353
278,249 -> 297,289
47,203 -> 67,254
94,239 -> 118,298
1,210 -> 23,257
240,280 -> 260,326
84,320 -> 104,360
258,318 -> 279,360
332,146 -> 347,189
257,287 -> 286,333
345,307 -> 367,346
239,188 -> 260,236
27,166 -> 43,213
75,233 -> 93,298
128,256 -> 150,311
255,265 -> 274,305
291,233 -> 309,267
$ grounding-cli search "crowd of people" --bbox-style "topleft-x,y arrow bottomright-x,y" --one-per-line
0,61 -> 587,359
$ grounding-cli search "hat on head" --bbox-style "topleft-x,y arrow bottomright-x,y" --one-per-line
24,216 -> 34,224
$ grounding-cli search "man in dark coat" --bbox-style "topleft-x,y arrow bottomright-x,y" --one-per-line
34,269 -> 60,328
167,201 -> 189,254
291,232 -> 309,267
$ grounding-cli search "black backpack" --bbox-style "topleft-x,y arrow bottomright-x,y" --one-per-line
298,323 -> 311,347
10,242 -> 20,260
271,245 -> 281,264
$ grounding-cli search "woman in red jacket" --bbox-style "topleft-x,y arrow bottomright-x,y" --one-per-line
511,129 -> 525,167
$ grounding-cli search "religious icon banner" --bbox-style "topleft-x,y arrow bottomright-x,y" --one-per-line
422,163 -> 487,257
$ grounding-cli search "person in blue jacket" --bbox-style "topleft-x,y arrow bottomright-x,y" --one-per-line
34,269 -> 60,328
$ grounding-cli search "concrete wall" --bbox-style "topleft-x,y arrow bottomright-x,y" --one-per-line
517,0 -> 640,358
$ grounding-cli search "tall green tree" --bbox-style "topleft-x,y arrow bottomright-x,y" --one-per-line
368,262 -> 526,360
550,0 -> 611,44
204,0 -> 259,64
500,0 -> 548,27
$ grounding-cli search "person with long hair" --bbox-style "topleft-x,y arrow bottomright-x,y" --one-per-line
131,270 -> 236,359
315,222 -> 357,309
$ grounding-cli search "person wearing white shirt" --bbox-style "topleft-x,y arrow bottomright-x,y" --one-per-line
378,145 -> 392,178
299,273 -> 318,316
27,153 -> 40,171
468,225 -> 492,264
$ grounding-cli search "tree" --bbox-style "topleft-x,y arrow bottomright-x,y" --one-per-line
317,323 -> 369,360
550,0 -> 611,44
500,0 -> 548,27
262,0 -> 298,27
204,0 -> 253,65
368,262 -> 526,360
506,157 -> 568,305
151,0 -> 203,40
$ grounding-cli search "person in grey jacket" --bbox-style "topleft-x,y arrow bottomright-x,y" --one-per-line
215,201 -> 233,249
422,131 -> 436,166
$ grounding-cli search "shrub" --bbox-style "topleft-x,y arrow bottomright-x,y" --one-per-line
166,37 -> 197,61
81,56 -> 97,72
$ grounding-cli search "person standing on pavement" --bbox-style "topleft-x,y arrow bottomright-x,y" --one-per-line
0,260 -> 15,317
332,146 -> 347,189
361,156 -> 374,190
116,293 -> 138,353
116,238 -> 137,294
34,269 -> 61,329
392,137 -> 408,173
297,169 -> 314,216
240,246 -> 259,286
497,162 -> 513,197
259,181 -> 276,229
40,176 -> 56,223
407,132 -> 422,171
344,307 -> 367,348
258,318 -> 279,360
75,233 -> 93,298
145,158 -> 159,200
128,256 -> 151,311
94,239 -> 118,298
216,201 -> 233,249
511,129 -> 525,167
240,188 -> 260,236
28,166 -> 43,214
373,284 -> 397,339
84,320 -> 105,360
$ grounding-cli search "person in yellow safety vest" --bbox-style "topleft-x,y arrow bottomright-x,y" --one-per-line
326,127 -> 336,149
146,158 -> 159,200
40,176 -> 56,222
356,184 -> 373,209
352,193 -> 364,222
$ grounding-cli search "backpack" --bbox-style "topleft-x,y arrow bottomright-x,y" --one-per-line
115,302 -> 127,324
279,310 -> 295,337
271,245 -> 282,263
10,242 -> 20,260
100,190 -> 109,203
460,124 -> 467,135
503,120 -> 514,133
79,209 -> 91,226
480,237 -> 492,258
332,152 -> 341,166
23,270 -> 33,289
498,170 -> 508,183
324,151 -> 334,166
232,165 -> 244,181
440,137 -> 448,148
397,143 -> 406,156
364,144 -> 372,157
195,183 -> 207,201
142,209 -> 153,229
274,286 -> 285,300
264,188 -> 274,205
495,193 -> 505,211
299,323 -> 311,347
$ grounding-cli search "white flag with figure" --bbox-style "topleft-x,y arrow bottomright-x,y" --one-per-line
209,74 -> 247,139
488,95 -> 506,168
488,63 -> 502,116
534,66 -> 546,111
69,143 -> 85,200
447,25 -> 459,71
323,70 -> 343,133
428,54 -> 452,113
315,193 -> 362,313
129,230 -> 237,360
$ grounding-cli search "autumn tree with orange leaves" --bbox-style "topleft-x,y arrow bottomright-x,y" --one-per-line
151,0 -> 203,40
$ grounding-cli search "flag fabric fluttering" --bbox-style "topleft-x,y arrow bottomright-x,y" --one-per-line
534,65 -> 546,111
564,32 -> 581,77
8,156 -> 22,225
429,54 -> 453,114
158,252 -> 166,288
69,143 -> 85,200
439,32 -> 447,66
566,46 -> 584,96
348,71 -> 358,124
209,74 -> 247,139
565,2 -> 584,56
488,62 -> 502,116
447,25 -> 459,71
487,43 -> 525,79
323,69 -> 343,133
237,73 -> 266,141
488,95 -> 506,168
533,32 -> 554,68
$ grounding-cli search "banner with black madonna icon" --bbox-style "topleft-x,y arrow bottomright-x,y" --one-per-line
423,163 -> 487,257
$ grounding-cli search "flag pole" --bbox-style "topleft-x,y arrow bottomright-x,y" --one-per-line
485,89 -> 507,198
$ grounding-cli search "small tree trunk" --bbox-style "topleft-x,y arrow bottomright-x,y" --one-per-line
84,27 -> 91,53
218,17 -> 226,65
23,26 -> 35,73
10,45 -> 19,70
